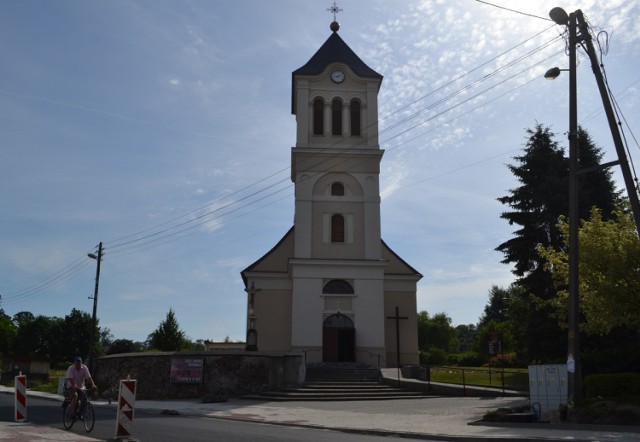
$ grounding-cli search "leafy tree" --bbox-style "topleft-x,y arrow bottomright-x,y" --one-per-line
147,308 -> 188,351
0,309 -> 16,355
12,311 -> 35,329
100,327 -> 114,351
58,309 -> 96,366
453,324 -> 477,353
417,311 -> 456,354
107,339 -> 140,355
12,313 -> 58,358
539,206 -> 640,334
475,284 -> 524,358
477,285 -> 512,326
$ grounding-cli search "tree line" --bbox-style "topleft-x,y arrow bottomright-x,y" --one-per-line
0,307 -> 202,368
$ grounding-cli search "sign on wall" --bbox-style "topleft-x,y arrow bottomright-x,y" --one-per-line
170,357 -> 203,383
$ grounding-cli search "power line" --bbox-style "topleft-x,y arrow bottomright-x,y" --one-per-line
3,25 -> 563,306
474,0 -> 553,22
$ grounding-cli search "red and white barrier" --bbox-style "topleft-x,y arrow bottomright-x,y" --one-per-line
14,373 -> 27,422
115,379 -> 137,438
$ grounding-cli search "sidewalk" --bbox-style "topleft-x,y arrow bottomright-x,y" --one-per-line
2,384 -> 640,441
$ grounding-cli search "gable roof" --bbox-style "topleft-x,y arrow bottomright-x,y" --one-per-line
381,239 -> 423,278
241,226 -> 294,285
292,31 -> 383,114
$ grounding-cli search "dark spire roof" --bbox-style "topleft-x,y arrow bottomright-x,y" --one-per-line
293,31 -> 382,79
291,30 -> 383,114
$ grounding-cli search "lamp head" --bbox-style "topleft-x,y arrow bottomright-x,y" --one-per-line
549,7 -> 569,25
544,67 -> 561,80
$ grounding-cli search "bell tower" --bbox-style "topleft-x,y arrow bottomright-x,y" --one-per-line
290,19 -> 384,261
288,17 -> 389,361
241,12 -> 421,367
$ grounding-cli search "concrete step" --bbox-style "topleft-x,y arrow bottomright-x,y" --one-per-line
243,389 -> 430,401
241,363 -> 427,402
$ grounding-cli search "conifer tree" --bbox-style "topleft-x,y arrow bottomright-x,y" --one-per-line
148,308 -> 187,351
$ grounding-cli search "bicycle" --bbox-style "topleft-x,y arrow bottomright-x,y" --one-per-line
62,384 -> 96,432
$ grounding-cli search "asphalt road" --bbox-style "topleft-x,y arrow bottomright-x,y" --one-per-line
0,393 -> 432,441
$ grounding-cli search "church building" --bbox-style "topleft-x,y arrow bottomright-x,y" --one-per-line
241,17 -> 422,368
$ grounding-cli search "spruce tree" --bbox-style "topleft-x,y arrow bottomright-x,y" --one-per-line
148,308 -> 187,351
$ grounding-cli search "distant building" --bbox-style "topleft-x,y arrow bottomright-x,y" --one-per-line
241,19 -> 422,367
1,356 -> 50,383
204,340 -> 245,351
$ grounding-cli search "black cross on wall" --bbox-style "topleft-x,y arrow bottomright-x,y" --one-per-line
386,306 -> 408,375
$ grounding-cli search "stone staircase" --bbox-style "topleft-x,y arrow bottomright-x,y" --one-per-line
244,363 -> 430,401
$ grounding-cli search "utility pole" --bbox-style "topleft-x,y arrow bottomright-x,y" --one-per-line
574,10 -> 640,236
88,242 -> 103,372
547,5 -> 640,403
566,9 -> 582,403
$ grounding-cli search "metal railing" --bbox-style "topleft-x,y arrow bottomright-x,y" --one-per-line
355,348 -> 384,367
411,365 -> 529,394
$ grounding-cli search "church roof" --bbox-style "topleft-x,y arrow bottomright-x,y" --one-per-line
293,31 -> 382,79
291,30 -> 383,114
240,226 -> 423,286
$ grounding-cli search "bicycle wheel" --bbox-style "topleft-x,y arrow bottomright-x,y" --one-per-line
62,402 -> 75,430
83,402 -> 95,432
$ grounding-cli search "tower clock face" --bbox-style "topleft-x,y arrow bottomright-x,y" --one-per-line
331,70 -> 345,83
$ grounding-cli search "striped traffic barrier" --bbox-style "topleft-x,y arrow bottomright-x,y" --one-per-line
15,373 -> 27,422
115,378 -> 137,438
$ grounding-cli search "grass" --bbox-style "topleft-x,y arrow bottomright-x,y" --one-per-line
29,370 -> 66,394
428,366 -> 529,391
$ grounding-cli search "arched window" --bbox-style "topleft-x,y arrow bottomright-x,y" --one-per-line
331,214 -> 344,243
350,100 -> 361,136
313,98 -> 324,135
331,182 -> 344,196
332,98 -> 342,135
323,313 -> 354,328
323,279 -> 354,294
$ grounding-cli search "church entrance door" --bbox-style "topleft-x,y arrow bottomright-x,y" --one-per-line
322,313 -> 355,362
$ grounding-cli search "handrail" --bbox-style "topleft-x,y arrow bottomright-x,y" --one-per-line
355,348 -> 384,368
300,347 -> 321,364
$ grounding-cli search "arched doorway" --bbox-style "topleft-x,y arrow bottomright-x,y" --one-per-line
322,313 -> 355,362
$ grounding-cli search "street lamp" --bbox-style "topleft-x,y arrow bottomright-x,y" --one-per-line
87,242 -> 103,372
546,7 -> 581,403
543,67 -> 566,80
245,282 -> 260,351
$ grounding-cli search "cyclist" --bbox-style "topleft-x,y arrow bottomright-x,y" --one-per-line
65,356 -> 96,417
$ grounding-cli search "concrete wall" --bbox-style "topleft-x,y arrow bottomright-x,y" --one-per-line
93,351 -> 305,400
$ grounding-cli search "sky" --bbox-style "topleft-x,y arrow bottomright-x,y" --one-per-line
1,0 -> 639,344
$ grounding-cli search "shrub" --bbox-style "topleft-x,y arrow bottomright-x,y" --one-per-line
420,347 -> 448,365
489,353 -> 521,368
584,373 -> 640,398
448,352 -> 485,367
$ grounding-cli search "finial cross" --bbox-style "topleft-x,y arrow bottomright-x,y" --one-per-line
327,2 -> 343,21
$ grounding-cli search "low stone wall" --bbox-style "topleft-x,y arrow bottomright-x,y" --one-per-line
93,351 -> 305,400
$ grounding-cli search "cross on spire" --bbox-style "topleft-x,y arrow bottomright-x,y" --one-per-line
327,2 -> 343,21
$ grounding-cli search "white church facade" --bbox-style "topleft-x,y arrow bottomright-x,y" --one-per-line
241,19 -> 422,367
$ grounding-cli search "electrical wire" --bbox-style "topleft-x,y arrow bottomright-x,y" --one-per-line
2,24 -> 565,306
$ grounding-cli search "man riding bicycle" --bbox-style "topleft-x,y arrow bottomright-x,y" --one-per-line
65,356 -> 96,417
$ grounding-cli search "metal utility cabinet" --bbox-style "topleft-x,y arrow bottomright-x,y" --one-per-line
528,364 -> 568,421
